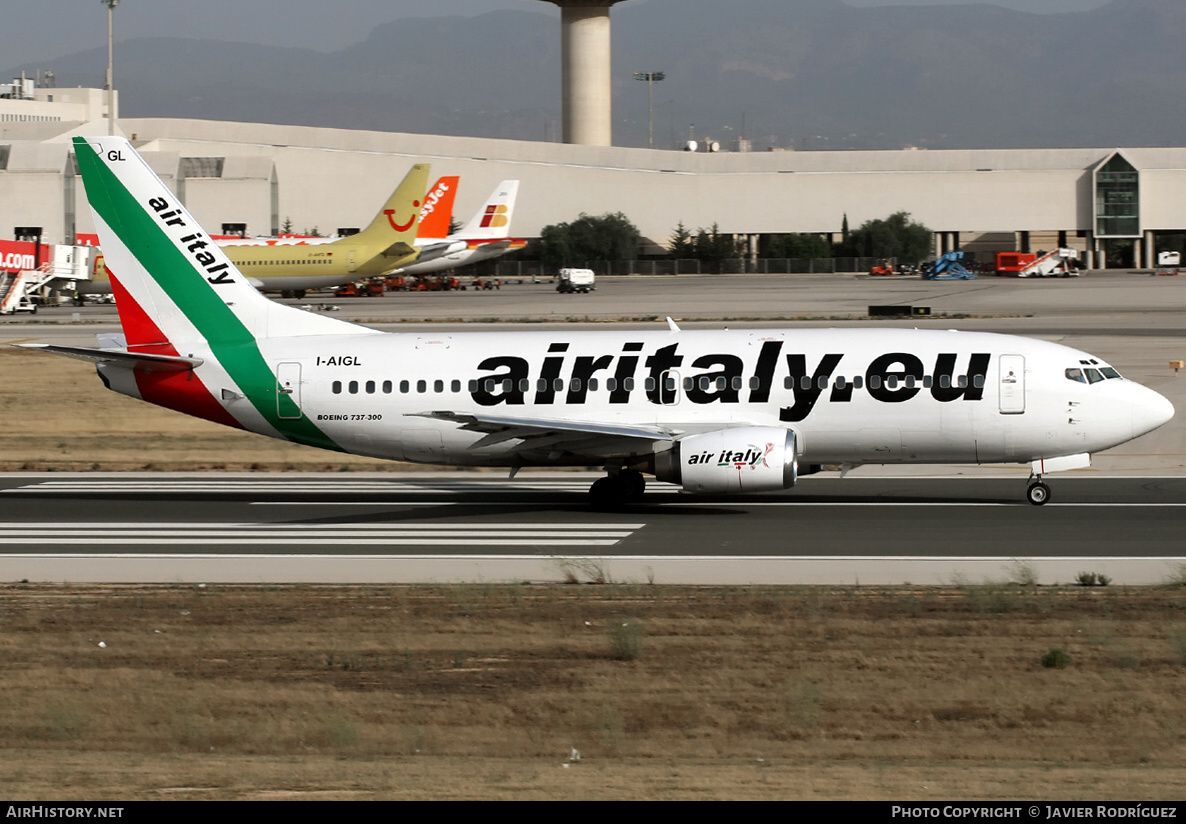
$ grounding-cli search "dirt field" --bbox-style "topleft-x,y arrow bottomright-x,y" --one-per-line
1,583 -> 1185,800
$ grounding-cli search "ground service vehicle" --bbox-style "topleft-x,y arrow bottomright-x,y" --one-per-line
557,268 -> 595,293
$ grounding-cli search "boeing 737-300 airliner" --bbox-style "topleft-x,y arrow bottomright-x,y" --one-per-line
24,137 -> 1175,508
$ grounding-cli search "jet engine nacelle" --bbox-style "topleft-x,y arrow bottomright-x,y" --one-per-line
654,427 -> 798,494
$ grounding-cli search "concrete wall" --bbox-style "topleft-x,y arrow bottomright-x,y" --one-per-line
3,115 -> 1186,251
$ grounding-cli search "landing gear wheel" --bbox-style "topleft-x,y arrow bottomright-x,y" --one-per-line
589,476 -> 627,511
619,469 -> 646,501
1027,482 -> 1051,506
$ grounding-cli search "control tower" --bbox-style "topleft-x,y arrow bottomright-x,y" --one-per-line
536,1 -> 631,146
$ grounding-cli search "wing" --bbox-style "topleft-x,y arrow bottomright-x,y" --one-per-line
409,410 -> 675,460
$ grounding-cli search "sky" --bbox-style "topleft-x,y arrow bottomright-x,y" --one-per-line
2,0 -> 1113,69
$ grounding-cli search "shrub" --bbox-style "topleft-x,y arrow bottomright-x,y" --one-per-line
1041,648 -> 1071,669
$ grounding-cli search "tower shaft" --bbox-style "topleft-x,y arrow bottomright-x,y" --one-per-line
542,1 -> 628,146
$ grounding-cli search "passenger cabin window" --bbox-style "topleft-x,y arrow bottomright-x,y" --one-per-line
332,380 -> 342,394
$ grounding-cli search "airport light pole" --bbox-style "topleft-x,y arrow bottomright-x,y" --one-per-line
102,0 -> 119,135
633,71 -> 664,149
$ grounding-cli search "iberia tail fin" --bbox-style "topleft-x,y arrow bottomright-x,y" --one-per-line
456,180 -> 519,239
415,175 -> 460,240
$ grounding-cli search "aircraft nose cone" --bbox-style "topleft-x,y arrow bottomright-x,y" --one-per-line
1132,385 -> 1175,437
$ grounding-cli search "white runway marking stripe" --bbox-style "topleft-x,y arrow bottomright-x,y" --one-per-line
2,480 -> 600,493
0,522 -> 644,547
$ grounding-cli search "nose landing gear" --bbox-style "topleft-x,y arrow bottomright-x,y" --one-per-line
1026,476 -> 1051,506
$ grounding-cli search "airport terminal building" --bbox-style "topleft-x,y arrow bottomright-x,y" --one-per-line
1,83 -> 1182,269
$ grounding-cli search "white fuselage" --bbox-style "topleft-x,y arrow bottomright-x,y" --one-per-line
395,238 -> 515,277
227,327 -> 1171,468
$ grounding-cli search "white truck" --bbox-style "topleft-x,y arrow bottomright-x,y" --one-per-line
556,268 -> 595,293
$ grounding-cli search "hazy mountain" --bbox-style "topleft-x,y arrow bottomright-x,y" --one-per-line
7,0 -> 1185,150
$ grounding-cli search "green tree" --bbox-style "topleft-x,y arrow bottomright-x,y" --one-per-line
837,211 -> 931,262
692,223 -> 740,264
760,233 -> 832,259
537,212 -> 640,267
669,221 -> 695,258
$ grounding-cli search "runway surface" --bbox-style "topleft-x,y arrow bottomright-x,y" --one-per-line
2,472 -> 1183,585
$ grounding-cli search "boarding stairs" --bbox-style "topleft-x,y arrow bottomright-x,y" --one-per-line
1017,248 -> 1079,278
922,251 -> 976,280
0,263 -> 74,314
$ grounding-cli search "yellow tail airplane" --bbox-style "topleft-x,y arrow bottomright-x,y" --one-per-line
81,163 -> 430,298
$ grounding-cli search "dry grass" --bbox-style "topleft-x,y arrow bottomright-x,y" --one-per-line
2,583 -> 1186,799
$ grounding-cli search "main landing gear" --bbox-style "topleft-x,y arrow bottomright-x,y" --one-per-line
1026,475 -> 1051,506
589,468 -> 646,510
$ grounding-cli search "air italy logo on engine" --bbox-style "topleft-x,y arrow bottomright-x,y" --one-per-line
718,443 -> 773,470
685,443 -> 774,468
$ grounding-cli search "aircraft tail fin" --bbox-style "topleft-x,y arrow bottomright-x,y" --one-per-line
72,135 -> 371,347
456,180 -> 519,239
415,175 -> 460,240
340,162 -> 430,255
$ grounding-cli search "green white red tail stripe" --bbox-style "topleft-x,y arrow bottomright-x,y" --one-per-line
73,135 -> 373,451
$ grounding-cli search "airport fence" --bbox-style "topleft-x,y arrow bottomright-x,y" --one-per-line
485,257 -> 883,278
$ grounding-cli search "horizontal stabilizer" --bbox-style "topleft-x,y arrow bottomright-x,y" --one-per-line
380,241 -> 417,259
17,343 -> 203,373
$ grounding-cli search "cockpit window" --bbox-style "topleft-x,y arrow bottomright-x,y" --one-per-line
1085,368 -> 1104,384
1101,366 -> 1122,379
1065,368 -> 1086,383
